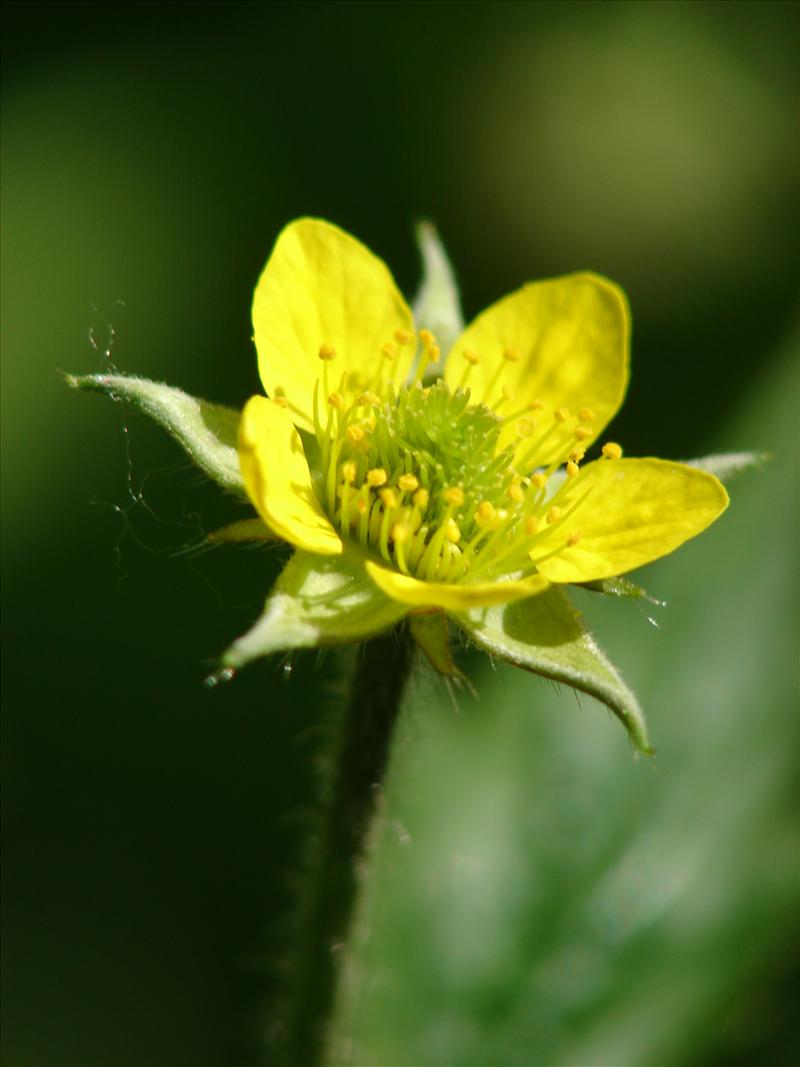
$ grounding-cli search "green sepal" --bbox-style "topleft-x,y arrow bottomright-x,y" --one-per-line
455,587 -> 652,755
412,221 -> 464,371
685,451 -> 768,483
65,372 -> 244,495
222,549 -> 408,669
578,576 -> 649,599
408,610 -> 465,680
206,518 -> 275,544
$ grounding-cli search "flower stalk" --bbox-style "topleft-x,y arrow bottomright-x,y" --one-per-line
273,626 -> 414,1067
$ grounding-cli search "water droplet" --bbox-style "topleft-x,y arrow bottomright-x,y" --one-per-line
282,661 -> 293,680
204,666 -> 236,688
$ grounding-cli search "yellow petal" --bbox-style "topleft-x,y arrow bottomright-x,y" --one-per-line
252,218 -> 414,432
445,273 -> 629,453
364,560 -> 549,610
238,396 -> 343,555
534,458 -> 729,583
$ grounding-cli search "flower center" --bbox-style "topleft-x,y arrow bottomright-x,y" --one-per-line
301,336 -> 622,582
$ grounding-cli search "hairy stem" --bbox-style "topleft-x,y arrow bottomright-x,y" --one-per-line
272,627 -> 414,1067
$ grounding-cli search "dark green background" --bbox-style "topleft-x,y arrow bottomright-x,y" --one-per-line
2,2 -> 798,1064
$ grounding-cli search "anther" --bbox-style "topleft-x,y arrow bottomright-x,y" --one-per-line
503,346 -> 521,363
501,384 -> 514,401
516,417 -> 535,438
532,472 -> 548,490
381,342 -> 397,360
318,344 -> 336,361
475,501 -> 495,527
356,391 -> 381,407
602,442 -> 623,459
419,328 -> 436,346
273,396 -> 289,409
392,522 -> 410,543
507,483 -> 524,503
379,488 -> 398,509
574,426 -> 593,441
412,488 -> 429,509
462,349 -> 480,365
394,329 -> 413,345
567,531 -> 582,546
443,486 -> 464,506
566,460 -> 579,478
367,468 -> 388,487
579,408 -> 596,422
554,407 -> 570,423
568,448 -> 586,463
525,515 -> 539,535
547,506 -> 562,524
346,426 -> 365,445
528,399 -> 545,411
444,518 -> 462,544
341,461 -> 357,483
398,473 -> 419,493
327,391 -> 345,409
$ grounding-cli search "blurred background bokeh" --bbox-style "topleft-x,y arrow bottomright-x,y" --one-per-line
2,2 -> 797,1064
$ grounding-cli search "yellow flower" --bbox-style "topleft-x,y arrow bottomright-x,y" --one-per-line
239,218 -> 728,611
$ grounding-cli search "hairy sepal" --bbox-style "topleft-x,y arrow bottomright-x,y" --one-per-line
456,586 -> 652,755
412,221 -> 464,372
222,550 -> 407,669
65,372 -> 244,494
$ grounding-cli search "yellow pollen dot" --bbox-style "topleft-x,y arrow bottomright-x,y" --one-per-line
443,486 -> 464,506
394,329 -> 413,345
444,517 -> 462,543
503,346 -> 521,362
327,391 -> 344,409
273,396 -> 289,409
398,473 -> 419,493
574,426 -> 593,441
428,344 -> 441,362
356,391 -> 381,407
341,461 -> 357,483
525,515 -> 539,536
413,488 -> 429,509
566,460 -> 579,478
579,408 -> 596,422
463,349 -> 480,365
532,472 -> 548,490
318,343 -> 336,361
567,531 -> 582,546
547,506 -> 563,525
554,407 -> 570,423
418,328 -> 436,346
346,425 -> 365,444
569,448 -> 586,463
367,468 -> 388,487
507,483 -> 524,503
381,342 -> 397,360
476,501 -> 495,526
516,417 -> 535,438
392,522 -> 410,544
379,488 -> 398,509
355,498 -> 368,515
501,384 -> 515,401
602,442 -> 623,460
528,398 -> 545,411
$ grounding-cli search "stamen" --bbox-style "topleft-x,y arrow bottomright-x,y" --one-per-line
516,418 -> 535,439
554,407 -> 570,423
381,342 -> 397,360
574,425 -> 593,441
567,531 -> 582,546
507,483 -> 524,503
547,506 -> 562,524
367,468 -> 388,487
579,407 -> 595,422
566,460 -> 579,478
356,391 -> 381,407
394,329 -> 413,345
525,515 -> 539,535
503,346 -> 521,363
413,487 -> 429,509
528,399 -> 545,411
398,473 -> 419,493
318,344 -> 336,361
531,472 -> 548,490
602,442 -> 623,459
347,425 -> 365,445
459,348 -> 480,389
444,517 -> 461,544
443,486 -> 464,506
273,396 -> 289,409
328,391 -> 345,409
